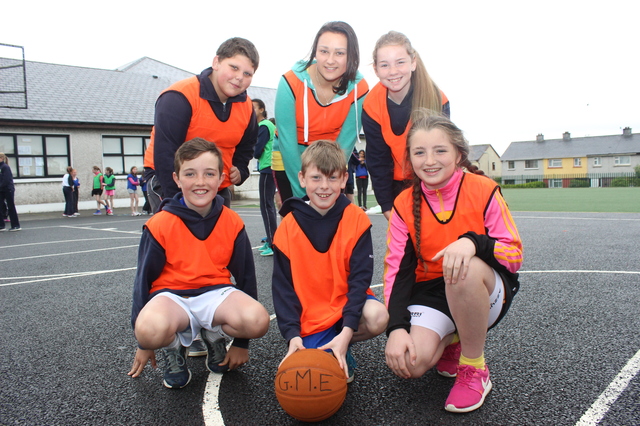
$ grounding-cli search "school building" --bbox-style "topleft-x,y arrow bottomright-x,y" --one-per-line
500,129 -> 640,187
0,53 -> 275,213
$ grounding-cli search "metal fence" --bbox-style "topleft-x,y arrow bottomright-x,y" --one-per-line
500,172 -> 638,188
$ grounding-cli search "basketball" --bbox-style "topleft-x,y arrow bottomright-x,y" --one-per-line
274,349 -> 347,422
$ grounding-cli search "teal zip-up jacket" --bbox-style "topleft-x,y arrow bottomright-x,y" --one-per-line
274,60 -> 368,198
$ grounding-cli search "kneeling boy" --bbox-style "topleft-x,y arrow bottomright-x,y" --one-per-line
128,138 -> 270,389
272,140 -> 389,382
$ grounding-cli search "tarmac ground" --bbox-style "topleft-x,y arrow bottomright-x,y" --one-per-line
1,204 -> 639,425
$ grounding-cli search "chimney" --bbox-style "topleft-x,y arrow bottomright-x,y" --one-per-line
536,134 -> 544,142
623,127 -> 632,136
563,132 -> 571,141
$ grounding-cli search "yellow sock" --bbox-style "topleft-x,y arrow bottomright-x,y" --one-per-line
459,353 -> 485,369
450,333 -> 460,344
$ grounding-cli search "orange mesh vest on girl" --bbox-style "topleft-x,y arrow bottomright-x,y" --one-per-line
393,173 -> 497,281
145,208 -> 245,293
143,76 -> 253,189
274,203 -> 374,337
363,83 -> 449,181
283,70 -> 368,145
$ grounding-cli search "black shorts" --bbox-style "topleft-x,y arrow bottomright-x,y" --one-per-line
410,271 -> 518,331
91,188 -> 103,196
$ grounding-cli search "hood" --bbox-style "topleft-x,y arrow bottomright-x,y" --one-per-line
157,193 -> 225,240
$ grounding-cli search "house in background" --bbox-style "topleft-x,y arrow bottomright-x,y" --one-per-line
500,128 -> 639,187
0,54 -> 275,212
468,144 -> 501,179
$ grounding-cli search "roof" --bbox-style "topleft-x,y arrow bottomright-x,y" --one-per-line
501,132 -> 640,161
0,57 -> 276,127
468,144 -> 493,162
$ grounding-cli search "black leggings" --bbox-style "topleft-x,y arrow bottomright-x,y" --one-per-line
356,177 -> 368,208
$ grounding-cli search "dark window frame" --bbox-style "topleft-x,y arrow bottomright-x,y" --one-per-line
0,133 -> 70,178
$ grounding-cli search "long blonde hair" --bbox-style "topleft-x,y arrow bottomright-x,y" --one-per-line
373,31 -> 442,113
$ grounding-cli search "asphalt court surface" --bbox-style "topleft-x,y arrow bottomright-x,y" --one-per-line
0,207 -> 639,425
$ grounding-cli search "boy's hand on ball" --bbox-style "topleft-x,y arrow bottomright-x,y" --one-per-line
280,337 -> 305,367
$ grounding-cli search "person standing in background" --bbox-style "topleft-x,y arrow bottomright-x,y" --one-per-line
252,99 -> 277,257
62,166 -> 77,218
0,153 -> 21,231
355,150 -> 369,210
72,169 -> 80,215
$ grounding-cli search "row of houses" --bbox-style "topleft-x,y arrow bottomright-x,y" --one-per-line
1,50 -> 637,212
467,129 -> 639,187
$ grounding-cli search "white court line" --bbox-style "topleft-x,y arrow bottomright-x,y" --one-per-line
0,245 -> 139,263
59,225 -> 142,234
0,267 -> 137,287
1,236 -> 140,249
512,215 -> 640,221
520,270 -> 640,275
576,349 -> 640,426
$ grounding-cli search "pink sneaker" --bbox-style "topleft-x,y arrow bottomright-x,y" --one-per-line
444,364 -> 492,413
436,342 -> 461,377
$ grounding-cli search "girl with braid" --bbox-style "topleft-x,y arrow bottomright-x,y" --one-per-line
383,110 -> 522,413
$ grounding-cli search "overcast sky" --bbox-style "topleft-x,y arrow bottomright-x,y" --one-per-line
2,0 -> 638,155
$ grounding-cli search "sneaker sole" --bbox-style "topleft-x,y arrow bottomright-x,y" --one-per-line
163,369 -> 192,389
444,379 -> 492,413
437,370 -> 457,378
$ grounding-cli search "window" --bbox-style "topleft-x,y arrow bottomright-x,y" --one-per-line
573,158 -> 582,167
593,157 -> 601,167
524,160 -> 538,169
102,136 -> 150,174
548,159 -> 562,168
549,179 -> 563,188
504,179 -> 515,185
614,156 -> 630,166
0,133 -> 70,177
508,161 -> 515,170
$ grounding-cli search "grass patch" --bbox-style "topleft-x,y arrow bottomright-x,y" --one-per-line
501,187 -> 640,213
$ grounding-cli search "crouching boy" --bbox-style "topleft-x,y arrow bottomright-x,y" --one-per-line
272,140 -> 389,382
128,138 -> 270,389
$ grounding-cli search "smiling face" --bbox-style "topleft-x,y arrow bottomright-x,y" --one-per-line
298,164 -> 347,215
173,151 -> 225,217
314,31 -> 348,84
409,128 -> 461,190
211,54 -> 255,103
375,44 -> 416,104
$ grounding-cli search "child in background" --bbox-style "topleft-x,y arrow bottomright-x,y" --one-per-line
128,138 -> 269,389
383,110 -> 522,413
103,167 -> 116,215
140,176 -> 151,215
272,140 -> 388,383
355,150 -> 369,210
127,166 -> 141,216
73,169 -> 80,215
91,166 -> 109,215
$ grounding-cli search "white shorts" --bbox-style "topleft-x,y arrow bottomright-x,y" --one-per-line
154,286 -> 238,346
409,269 -> 505,339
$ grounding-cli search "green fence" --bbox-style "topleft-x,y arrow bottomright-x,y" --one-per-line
501,173 -> 638,188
